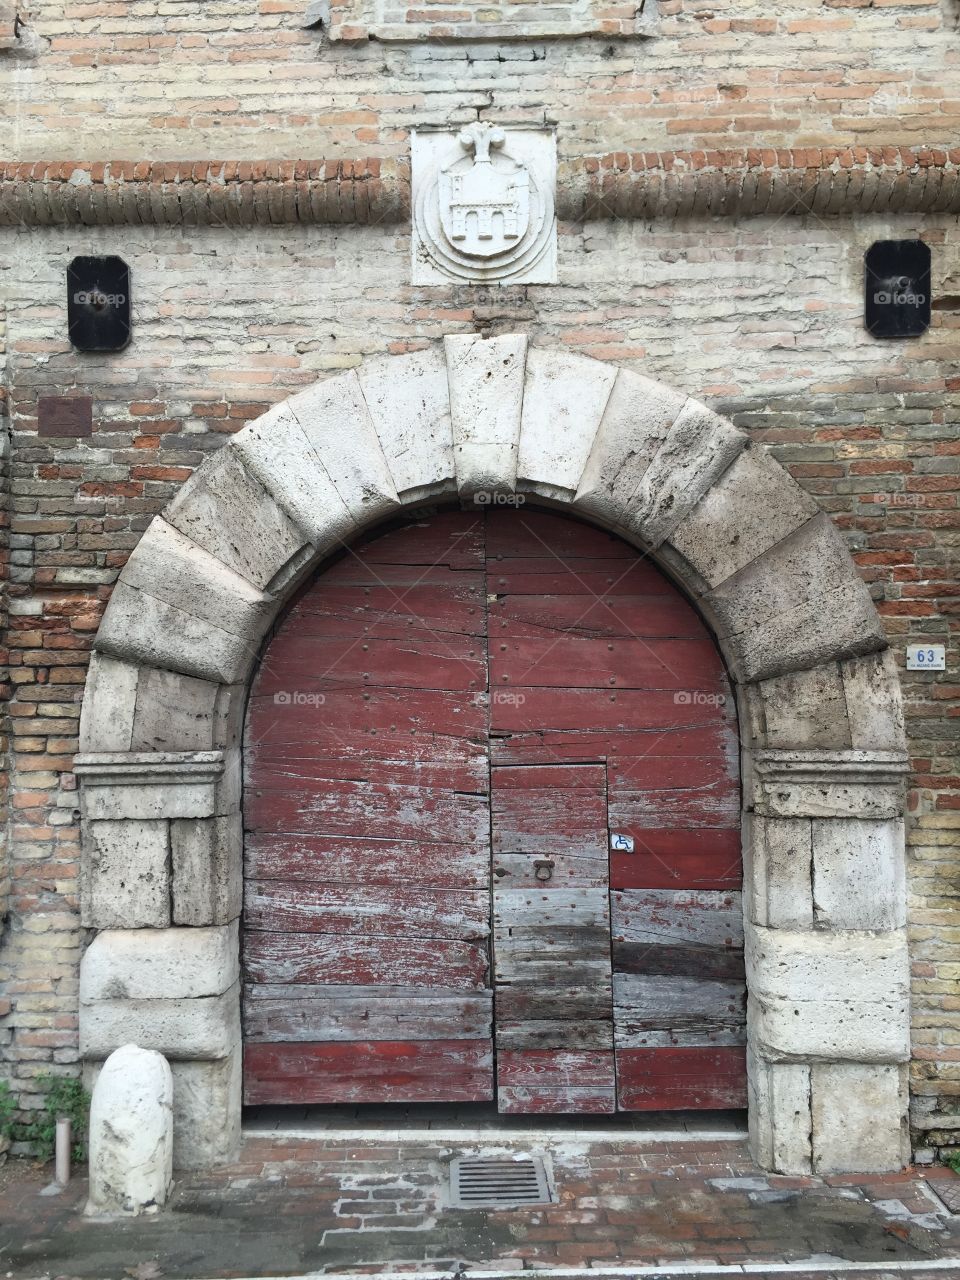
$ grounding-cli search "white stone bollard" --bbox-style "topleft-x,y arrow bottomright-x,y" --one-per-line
85,1043 -> 173,1216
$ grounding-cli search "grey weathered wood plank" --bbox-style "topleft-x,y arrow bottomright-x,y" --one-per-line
245,882 -> 490,941
243,990 -> 493,1043
613,973 -> 746,1032
610,889 -> 744,948
495,1020 -> 615,1050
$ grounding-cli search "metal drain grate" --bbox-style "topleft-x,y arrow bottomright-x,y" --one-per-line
449,1154 -> 552,1209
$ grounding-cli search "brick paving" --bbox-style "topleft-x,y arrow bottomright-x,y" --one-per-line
1,1134 -> 960,1279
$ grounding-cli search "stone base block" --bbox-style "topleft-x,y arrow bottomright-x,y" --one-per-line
171,1048 -> 241,1170
747,1049 -> 811,1174
80,984 -> 240,1061
80,921 -> 239,1002
811,1063 -> 908,1173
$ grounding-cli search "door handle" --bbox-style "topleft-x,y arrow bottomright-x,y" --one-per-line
533,858 -> 555,882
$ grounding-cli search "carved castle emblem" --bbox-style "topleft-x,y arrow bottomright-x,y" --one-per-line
412,125 -> 557,285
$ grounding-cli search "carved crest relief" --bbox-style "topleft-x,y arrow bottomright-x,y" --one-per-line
412,125 -> 557,285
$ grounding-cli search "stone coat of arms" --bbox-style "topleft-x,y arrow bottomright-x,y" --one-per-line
412,124 -> 557,285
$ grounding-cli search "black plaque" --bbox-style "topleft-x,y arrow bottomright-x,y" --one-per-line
67,255 -> 131,352
865,240 -> 931,339
38,395 -> 93,438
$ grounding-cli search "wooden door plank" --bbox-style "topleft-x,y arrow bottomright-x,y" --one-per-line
485,510 -> 635,560
249,686 -> 487,742
288,580 -> 487,638
490,687 -> 736,735
489,563 -> 673,596
616,1046 -> 748,1110
245,778 -> 490,843
612,940 -> 746,982
493,594 -> 713,640
248,756 -> 487,793
612,974 -> 746,1039
495,1020 -> 615,1050
490,635 -> 725,692
609,827 -> 741,892
244,882 -> 490,941
243,989 -> 493,1043
254,632 -> 487,692
497,1048 -> 616,1115
244,833 -> 490,889
243,931 -> 489,990
610,889 -> 744,950
492,851 -> 608,890
607,786 -> 740,829
244,1039 -> 495,1105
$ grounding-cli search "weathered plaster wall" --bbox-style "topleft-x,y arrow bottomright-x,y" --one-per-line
0,214 -> 957,1154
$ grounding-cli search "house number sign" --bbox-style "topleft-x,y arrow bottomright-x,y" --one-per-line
906,644 -> 946,671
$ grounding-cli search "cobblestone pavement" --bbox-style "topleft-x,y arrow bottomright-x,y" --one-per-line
1,1133 -> 959,1280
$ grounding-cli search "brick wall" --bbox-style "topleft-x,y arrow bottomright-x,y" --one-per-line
323,0 -> 658,42
1,0 -> 958,1155
3,0 -> 960,157
0,216 -> 957,1152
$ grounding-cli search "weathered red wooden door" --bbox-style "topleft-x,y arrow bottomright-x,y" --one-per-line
243,513 -> 494,1104
242,507 -> 745,1111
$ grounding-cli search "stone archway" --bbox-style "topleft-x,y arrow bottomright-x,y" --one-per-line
75,334 -> 910,1176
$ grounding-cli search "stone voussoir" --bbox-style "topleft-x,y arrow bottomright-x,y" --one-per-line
705,512 -> 888,684
446,332 -> 527,497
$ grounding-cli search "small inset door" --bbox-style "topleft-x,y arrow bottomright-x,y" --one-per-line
491,763 -> 616,1114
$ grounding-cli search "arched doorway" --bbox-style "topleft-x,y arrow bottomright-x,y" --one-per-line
76,334 -> 909,1173
242,506 -> 745,1114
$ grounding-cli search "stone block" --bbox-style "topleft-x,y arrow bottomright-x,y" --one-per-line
129,667 -> 222,754
517,347 -> 616,500
86,1044 -> 173,1217
743,815 -> 813,928
751,663 -> 852,750
811,1063 -> 908,1173
79,653 -> 138,752
97,519 -> 272,684
80,983 -> 240,1061
670,444 -> 820,588
170,1048 -> 241,1170
171,814 -> 242,926
81,819 -> 170,930
288,369 -> 400,529
575,368 -> 686,525
746,924 -> 910,1063
705,513 -> 887,683
356,346 -> 454,501
842,650 -> 908,753
233,402 -> 355,551
445,333 -> 526,496
165,449 -> 310,592
622,398 -> 747,549
80,921 -> 239,1003
747,1048 -> 812,1174
811,818 -> 906,931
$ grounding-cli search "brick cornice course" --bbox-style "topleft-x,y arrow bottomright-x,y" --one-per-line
1,148 -> 959,226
